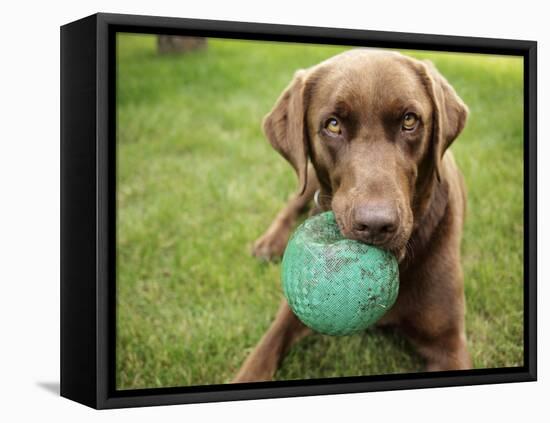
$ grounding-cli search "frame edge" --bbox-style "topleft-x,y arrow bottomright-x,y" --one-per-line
60,13 -> 100,409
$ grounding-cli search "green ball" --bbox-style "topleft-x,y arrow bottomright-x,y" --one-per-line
281,211 -> 400,336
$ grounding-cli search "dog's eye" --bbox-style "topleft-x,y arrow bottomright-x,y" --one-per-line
402,113 -> 419,131
324,117 -> 342,135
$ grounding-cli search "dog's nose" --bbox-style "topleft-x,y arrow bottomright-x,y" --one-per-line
352,202 -> 398,244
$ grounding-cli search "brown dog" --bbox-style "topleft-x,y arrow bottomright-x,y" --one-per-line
234,50 -> 471,382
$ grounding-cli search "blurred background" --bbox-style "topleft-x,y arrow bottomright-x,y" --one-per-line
116,33 -> 524,390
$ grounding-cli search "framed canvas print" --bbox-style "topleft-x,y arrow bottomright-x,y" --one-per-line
60,12 -> 537,409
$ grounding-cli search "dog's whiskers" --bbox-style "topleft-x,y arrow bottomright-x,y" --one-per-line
405,237 -> 416,261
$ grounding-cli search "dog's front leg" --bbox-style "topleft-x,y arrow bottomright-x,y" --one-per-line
232,300 -> 311,382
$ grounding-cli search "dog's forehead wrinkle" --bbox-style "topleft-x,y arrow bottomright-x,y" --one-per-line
313,55 -> 428,118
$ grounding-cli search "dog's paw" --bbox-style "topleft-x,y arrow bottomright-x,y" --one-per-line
251,228 -> 290,261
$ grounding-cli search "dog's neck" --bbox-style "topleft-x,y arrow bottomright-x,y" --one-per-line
402,177 -> 450,268
313,184 -> 333,212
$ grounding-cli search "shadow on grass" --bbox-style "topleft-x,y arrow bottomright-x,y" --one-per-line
275,326 -> 424,381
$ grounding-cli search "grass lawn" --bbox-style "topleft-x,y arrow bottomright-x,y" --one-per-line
116,34 -> 524,389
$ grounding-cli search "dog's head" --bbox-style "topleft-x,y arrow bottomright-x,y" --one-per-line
263,50 -> 468,259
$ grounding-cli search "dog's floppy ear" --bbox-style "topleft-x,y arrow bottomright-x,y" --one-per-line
263,70 -> 310,194
420,60 -> 469,181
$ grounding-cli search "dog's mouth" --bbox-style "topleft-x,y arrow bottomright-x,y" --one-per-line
320,190 -> 411,262
334,213 -> 408,262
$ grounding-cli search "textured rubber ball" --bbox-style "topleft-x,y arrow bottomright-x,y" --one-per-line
281,211 -> 400,336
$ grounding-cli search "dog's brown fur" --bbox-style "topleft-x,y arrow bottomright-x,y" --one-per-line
234,50 -> 471,382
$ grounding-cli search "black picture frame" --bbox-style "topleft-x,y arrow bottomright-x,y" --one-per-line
60,12 -> 537,409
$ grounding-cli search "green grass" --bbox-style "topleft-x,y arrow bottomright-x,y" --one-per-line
116,34 -> 524,389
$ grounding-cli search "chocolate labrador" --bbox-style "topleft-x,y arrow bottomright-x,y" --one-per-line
234,50 -> 471,382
